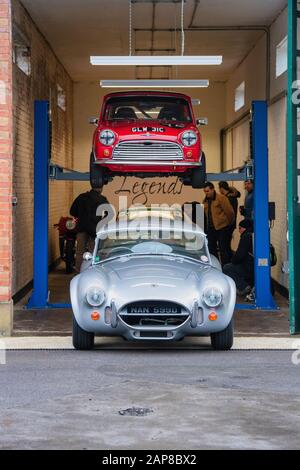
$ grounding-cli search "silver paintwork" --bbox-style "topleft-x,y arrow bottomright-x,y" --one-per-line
70,220 -> 236,341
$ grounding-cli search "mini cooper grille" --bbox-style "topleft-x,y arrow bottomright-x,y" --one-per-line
112,140 -> 184,161
119,301 -> 189,328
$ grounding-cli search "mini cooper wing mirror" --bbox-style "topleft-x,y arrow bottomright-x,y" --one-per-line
83,252 -> 93,261
196,117 -> 208,126
89,117 -> 98,125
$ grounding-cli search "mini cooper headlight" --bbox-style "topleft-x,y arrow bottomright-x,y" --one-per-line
202,287 -> 223,308
99,129 -> 115,146
86,287 -> 106,307
181,130 -> 197,147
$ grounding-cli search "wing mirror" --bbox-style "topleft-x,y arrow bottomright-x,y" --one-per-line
89,117 -> 99,125
83,252 -> 93,261
196,118 -> 208,126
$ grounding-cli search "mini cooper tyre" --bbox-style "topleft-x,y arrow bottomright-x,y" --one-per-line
191,152 -> 206,188
90,153 -> 104,189
72,314 -> 95,350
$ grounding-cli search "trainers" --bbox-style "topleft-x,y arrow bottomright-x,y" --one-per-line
237,285 -> 252,296
245,288 -> 255,303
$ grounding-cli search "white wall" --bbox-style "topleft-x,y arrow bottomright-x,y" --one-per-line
225,34 -> 267,125
270,7 -> 288,99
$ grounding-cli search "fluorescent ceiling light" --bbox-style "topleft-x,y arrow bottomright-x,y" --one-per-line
100,80 -> 209,88
91,56 -> 222,66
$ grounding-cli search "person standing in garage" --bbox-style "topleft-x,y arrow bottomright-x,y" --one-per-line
70,187 -> 109,272
223,219 -> 254,296
203,182 -> 235,266
240,179 -> 254,221
218,181 -> 241,237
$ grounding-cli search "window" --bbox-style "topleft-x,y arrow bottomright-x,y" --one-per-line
276,36 -> 288,78
234,82 -> 245,112
57,84 -> 66,111
13,45 -> 31,76
13,25 -> 31,76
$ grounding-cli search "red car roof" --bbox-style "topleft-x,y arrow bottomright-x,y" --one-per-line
102,91 -> 192,101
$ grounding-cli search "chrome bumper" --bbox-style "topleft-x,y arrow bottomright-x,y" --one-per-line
95,159 -> 201,167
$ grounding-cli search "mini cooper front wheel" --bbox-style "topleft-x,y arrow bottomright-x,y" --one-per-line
72,314 -> 95,350
191,152 -> 206,189
90,153 -> 104,189
210,319 -> 234,351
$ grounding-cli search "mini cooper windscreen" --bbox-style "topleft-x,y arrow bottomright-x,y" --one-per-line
103,96 -> 193,127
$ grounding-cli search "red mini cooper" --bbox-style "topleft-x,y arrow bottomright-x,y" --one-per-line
90,91 -> 207,188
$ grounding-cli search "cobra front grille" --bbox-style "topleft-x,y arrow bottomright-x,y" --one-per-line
119,301 -> 189,328
112,140 -> 184,161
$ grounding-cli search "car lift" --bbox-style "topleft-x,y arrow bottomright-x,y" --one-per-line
27,100 -> 277,311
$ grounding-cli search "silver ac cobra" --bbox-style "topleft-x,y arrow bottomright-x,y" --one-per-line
70,213 -> 236,350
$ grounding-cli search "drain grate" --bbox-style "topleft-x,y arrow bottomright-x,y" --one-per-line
118,407 -> 154,417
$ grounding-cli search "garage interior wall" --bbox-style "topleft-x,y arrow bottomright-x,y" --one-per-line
223,7 -> 288,288
11,0 -> 73,295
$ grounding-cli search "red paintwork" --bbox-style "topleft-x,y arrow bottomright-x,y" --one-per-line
55,217 -> 78,237
92,91 -> 203,174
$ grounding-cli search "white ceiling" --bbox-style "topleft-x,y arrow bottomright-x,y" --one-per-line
19,0 -> 287,82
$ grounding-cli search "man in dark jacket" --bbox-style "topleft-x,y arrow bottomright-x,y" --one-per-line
223,219 -> 254,296
239,179 -> 254,220
70,188 -> 109,271
218,181 -> 241,236
203,182 -> 235,266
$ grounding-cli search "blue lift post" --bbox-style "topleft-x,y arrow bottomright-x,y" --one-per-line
251,101 -> 277,310
27,99 -> 277,310
27,101 -> 50,309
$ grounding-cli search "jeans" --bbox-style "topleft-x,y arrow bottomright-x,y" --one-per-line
223,263 -> 252,291
207,226 -> 232,266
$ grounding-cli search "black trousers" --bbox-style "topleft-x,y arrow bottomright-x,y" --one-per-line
223,263 -> 252,291
207,226 -> 232,266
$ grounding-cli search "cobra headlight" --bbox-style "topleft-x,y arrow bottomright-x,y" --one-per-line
86,287 -> 106,307
181,130 -> 197,147
99,129 -> 115,146
202,287 -> 223,308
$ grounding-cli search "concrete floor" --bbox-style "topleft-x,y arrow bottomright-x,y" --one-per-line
5,266 -> 299,450
14,263 -> 291,337
0,350 -> 299,450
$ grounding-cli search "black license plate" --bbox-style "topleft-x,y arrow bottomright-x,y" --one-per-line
127,305 -> 181,314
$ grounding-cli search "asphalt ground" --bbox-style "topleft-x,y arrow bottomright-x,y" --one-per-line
0,350 -> 299,450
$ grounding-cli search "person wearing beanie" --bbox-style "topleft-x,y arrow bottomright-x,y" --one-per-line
223,219 -> 254,296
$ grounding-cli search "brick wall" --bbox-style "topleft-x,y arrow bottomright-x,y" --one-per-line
12,0 -> 73,295
0,0 -> 13,303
